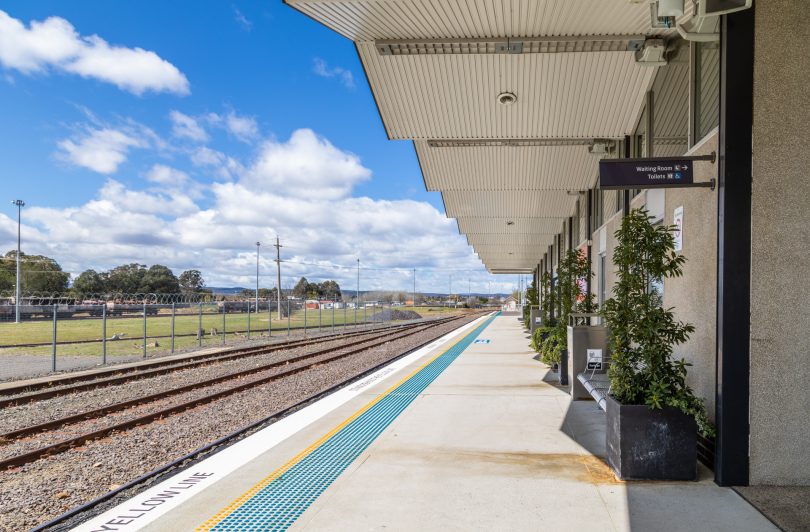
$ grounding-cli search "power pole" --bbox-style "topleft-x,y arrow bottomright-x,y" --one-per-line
274,236 -> 283,320
356,258 -> 360,325
12,200 -> 24,324
412,268 -> 416,307
255,241 -> 261,313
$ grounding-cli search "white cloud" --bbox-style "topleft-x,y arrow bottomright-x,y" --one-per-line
146,164 -> 189,185
312,58 -> 354,89
4,126 -> 516,292
224,112 -> 258,142
0,10 -> 189,95
244,128 -> 370,200
98,179 -> 198,217
233,8 -> 252,31
169,110 -> 208,142
57,127 -> 146,174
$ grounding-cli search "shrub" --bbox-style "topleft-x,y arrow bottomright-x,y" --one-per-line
601,209 -> 713,437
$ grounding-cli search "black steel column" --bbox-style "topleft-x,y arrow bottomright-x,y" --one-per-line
568,216 -> 573,251
586,190 -> 593,301
715,7 -> 754,487
623,135 -> 631,216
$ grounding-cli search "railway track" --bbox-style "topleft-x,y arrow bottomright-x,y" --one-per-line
0,317 -> 454,407
27,311 -> 489,532
0,313 -> 479,471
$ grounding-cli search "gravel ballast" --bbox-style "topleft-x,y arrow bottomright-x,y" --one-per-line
0,313 -> 480,531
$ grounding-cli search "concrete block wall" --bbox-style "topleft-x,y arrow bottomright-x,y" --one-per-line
749,0 -> 810,485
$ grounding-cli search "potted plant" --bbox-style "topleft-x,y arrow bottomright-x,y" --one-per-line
523,278 -> 539,330
537,250 -> 591,384
601,209 -> 713,480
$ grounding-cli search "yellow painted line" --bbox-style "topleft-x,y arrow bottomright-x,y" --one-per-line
196,318 -> 485,531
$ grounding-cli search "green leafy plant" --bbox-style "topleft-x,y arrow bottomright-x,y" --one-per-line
601,209 -> 714,437
539,271 -> 554,325
534,250 -> 593,366
522,278 -> 539,329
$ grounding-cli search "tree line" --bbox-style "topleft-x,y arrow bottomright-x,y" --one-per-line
0,250 -> 208,296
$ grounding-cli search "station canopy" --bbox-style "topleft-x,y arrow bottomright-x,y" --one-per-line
287,0 -> 692,273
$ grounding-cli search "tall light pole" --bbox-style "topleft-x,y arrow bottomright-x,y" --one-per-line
412,268 -> 416,307
356,258 -> 360,324
274,236 -> 282,320
255,241 -> 261,313
12,200 -> 24,324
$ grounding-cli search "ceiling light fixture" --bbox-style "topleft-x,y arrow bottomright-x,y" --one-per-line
497,92 -> 517,105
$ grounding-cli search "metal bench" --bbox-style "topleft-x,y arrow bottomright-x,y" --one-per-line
576,351 -> 611,411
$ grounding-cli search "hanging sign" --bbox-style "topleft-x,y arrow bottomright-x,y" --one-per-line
598,153 -> 715,190
599,158 -> 694,188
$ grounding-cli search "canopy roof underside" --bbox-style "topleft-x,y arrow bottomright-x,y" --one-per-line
286,0 -> 693,272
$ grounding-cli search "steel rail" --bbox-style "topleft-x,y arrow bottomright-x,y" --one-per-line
0,318 -> 451,406
0,317 -> 415,349
0,314 -> 474,470
29,312 -> 488,532
0,318 -> 450,441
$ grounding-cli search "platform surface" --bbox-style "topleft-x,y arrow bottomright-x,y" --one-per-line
94,314 -> 775,532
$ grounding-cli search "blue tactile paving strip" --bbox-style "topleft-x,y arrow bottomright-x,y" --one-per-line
198,313 -> 498,531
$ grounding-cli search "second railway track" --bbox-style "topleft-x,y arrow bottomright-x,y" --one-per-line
0,316 -> 456,408
0,313 -> 478,471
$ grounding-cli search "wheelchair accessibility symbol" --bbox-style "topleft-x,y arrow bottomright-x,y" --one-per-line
473,339 -> 491,344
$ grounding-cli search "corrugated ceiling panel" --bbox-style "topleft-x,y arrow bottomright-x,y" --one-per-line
361,45 -> 657,140
287,0 -> 675,40
443,190 -> 577,218
457,217 -> 563,234
476,247 -> 546,258
467,233 -> 554,247
415,142 -> 598,191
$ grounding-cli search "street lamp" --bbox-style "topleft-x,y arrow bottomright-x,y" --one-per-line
356,258 -> 360,324
255,242 -> 261,313
12,200 -> 24,324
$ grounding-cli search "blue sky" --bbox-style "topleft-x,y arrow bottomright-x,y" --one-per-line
0,2 -> 521,294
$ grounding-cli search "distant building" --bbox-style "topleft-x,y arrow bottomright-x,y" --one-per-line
502,296 -> 517,311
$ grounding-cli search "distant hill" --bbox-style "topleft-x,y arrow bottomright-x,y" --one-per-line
209,287 -> 507,298
208,287 -> 248,295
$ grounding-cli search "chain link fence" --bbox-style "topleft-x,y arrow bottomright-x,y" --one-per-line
0,295 -> 412,381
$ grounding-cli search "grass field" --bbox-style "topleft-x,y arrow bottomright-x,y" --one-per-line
0,305 -> 462,359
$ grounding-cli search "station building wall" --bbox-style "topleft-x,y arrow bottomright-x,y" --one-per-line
749,0 -> 810,485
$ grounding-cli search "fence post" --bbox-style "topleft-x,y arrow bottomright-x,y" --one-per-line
344,304 -> 347,331
142,302 -> 147,358
287,300 -> 291,336
319,304 -> 322,333
268,298 -> 272,337
171,302 -> 176,354
247,301 -> 251,340
102,304 -> 107,365
332,301 -> 335,333
364,304 -> 367,327
198,302 -> 203,347
222,304 -> 226,345
51,304 -> 57,372
304,302 -> 307,338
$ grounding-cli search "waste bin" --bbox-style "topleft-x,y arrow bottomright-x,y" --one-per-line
566,313 -> 608,399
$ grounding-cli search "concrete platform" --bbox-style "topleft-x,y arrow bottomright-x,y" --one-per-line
79,315 -> 777,531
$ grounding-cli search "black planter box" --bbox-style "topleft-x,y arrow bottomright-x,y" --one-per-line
606,395 -> 697,480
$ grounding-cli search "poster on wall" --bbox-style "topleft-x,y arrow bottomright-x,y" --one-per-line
673,206 -> 684,252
